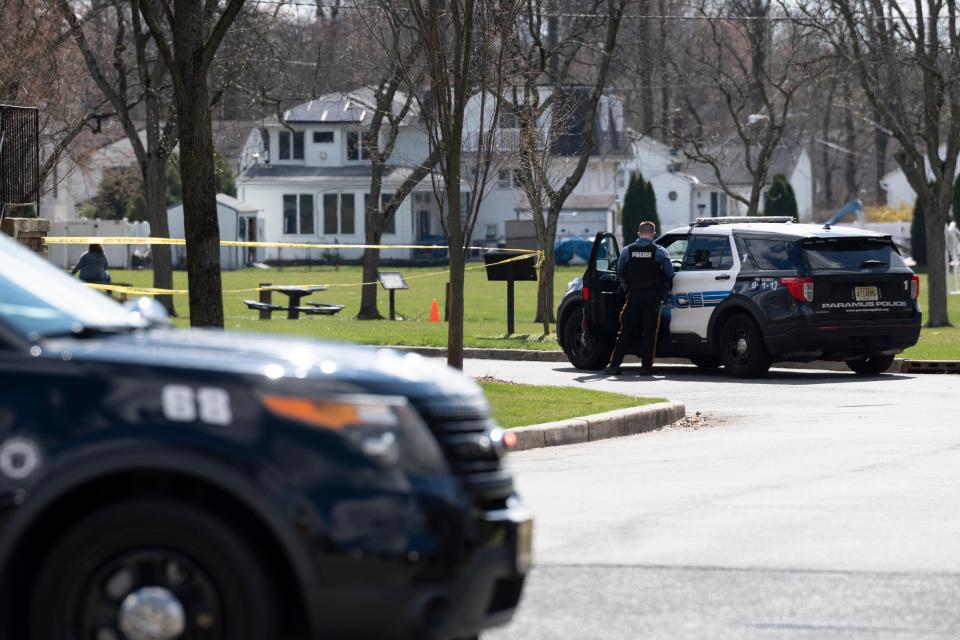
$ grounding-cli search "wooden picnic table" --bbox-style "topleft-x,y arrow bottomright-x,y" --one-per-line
259,285 -> 328,319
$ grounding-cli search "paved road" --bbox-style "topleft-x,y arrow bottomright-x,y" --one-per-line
466,361 -> 960,639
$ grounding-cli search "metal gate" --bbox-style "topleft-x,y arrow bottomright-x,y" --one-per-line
0,105 -> 40,223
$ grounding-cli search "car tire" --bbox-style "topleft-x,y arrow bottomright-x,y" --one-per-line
689,356 -> 722,369
562,306 -> 612,370
846,355 -> 895,376
719,315 -> 771,378
29,499 -> 276,640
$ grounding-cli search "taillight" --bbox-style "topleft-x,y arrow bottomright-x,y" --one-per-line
582,286 -> 590,301
910,274 -> 920,300
780,277 -> 814,303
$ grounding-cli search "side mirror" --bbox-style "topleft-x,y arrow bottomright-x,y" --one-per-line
124,297 -> 172,328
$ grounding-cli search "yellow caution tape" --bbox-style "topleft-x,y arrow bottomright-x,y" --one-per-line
82,251 -> 543,297
44,236 -> 539,254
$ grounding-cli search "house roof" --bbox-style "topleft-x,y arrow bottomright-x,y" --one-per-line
684,146 -> 804,187
516,194 -> 617,211
216,193 -> 258,213
238,163 -> 418,184
275,87 -> 418,126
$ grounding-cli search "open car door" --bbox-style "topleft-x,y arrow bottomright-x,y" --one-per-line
584,232 -> 623,338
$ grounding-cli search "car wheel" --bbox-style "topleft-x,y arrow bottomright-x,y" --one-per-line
562,306 -> 611,370
846,354 -> 895,376
689,356 -> 722,369
719,315 -> 771,378
29,499 -> 276,640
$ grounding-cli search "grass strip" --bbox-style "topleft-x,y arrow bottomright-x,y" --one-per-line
478,377 -> 665,428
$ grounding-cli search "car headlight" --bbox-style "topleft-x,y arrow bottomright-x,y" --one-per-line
261,393 -> 447,473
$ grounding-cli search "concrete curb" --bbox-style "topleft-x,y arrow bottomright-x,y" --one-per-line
382,346 -> 958,374
509,401 -> 686,451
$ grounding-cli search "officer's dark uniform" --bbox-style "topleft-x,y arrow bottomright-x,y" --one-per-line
606,237 -> 674,374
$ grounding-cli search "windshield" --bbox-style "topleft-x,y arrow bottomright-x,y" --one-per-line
803,238 -> 906,270
0,234 -> 140,338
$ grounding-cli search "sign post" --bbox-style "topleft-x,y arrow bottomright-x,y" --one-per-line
483,252 -> 537,335
377,272 -> 409,320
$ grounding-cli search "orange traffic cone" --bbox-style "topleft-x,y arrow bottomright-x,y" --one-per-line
429,299 -> 440,323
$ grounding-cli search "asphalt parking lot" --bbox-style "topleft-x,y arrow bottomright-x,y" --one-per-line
467,361 -> 960,639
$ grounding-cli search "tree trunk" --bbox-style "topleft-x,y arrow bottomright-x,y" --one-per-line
447,241 -> 466,369
748,180 -> 763,216
819,87 -> 833,211
657,0 -> 670,139
925,190 -> 952,327
446,167 -> 465,369
637,0 -> 654,133
534,210 -> 557,327
535,254 -> 554,335
358,231 -> 384,320
176,75 -> 223,327
143,154 -> 176,315
873,121 -> 888,205
842,83 -> 857,199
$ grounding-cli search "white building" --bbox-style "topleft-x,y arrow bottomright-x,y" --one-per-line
463,88 -> 629,243
42,121 -> 257,222
235,87 -> 631,261
166,194 -> 263,270
236,89 -> 443,261
622,138 -> 815,227
879,146 -> 960,208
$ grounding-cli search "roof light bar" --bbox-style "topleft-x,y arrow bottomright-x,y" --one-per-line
692,216 -> 795,226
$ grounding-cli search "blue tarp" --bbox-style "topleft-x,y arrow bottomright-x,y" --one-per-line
554,236 -> 594,265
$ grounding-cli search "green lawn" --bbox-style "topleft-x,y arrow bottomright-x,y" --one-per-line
109,264 -> 583,350
901,274 -> 960,360
107,267 -> 960,359
478,379 -> 663,428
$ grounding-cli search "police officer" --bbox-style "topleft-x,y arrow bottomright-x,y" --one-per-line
604,221 -> 674,376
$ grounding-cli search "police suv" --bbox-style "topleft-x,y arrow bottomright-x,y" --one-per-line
0,234 -> 531,640
557,217 -> 922,377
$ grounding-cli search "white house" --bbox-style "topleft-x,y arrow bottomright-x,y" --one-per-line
236,89 -> 444,262
166,194 -> 263,270
235,87 -> 631,261
879,146 -> 960,208
622,138 -> 815,227
40,126 -> 142,223
42,120 -> 258,222
463,88 -> 628,243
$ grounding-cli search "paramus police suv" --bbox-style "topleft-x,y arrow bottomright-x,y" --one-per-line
0,233 -> 531,640
558,217 -> 922,377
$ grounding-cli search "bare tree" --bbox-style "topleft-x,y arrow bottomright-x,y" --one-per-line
1,0 -> 109,201
139,0 -> 247,327
504,0 -> 627,334
799,0 -> 954,326
352,83 -> 440,320
58,0 -> 179,315
337,15 -> 441,319
672,0 -> 823,215
373,0 -> 521,368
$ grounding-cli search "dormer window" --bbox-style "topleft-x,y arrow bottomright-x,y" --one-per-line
313,131 -> 334,144
278,130 -> 304,160
347,131 -> 375,161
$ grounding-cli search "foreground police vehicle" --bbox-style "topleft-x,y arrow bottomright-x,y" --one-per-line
558,217 -> 922,377
0,235 -> 531,640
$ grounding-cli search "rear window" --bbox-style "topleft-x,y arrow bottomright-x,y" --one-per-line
803,238 -> 906,270
738,236 -> 805,271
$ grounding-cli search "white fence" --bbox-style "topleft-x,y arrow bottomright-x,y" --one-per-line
47,219 -> 151,270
